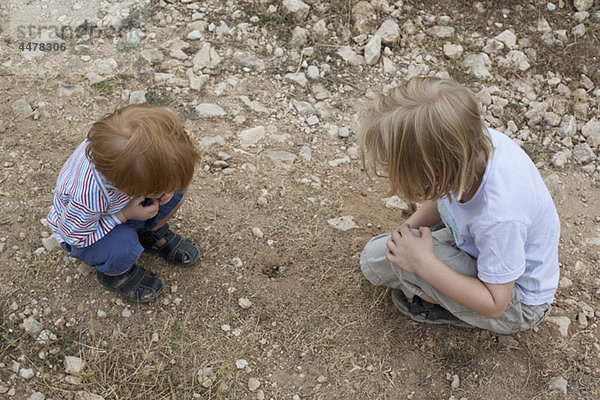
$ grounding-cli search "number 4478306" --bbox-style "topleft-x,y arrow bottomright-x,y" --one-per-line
19,42 -> 67,51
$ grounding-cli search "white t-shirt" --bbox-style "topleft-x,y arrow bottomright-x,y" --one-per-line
437,129 -> 560,305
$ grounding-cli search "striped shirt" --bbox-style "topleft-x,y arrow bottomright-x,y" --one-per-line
47,140 -> 131,247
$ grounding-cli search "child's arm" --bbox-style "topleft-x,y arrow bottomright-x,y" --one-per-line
405,200 -> 442,228
387,224 -> 514,318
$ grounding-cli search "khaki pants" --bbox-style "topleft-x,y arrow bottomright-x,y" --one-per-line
360,228 -> 551,334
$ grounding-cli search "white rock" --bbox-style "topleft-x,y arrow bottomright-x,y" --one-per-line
573,11 -> 590,23
299,146 -> 312,160
232,51 -> 266,71
239,96 -> 271,114
352,1 -> 376,34
36,330 -> 57,345
28,392 -> 45,400
574,0 -> 593,11
186,69 -> 209,90
169,49 -> 188,60
506,50 -> 530,71
264,151 -> 297,163
95,58 -> 118,75
382,196 -> 409,211
239,126 -> 266,148
443,43 -> 463,58
23,316 -> 43,336
382,56 -> 396,74
462,53 -> 491,78
450,374 -> 460,389
537,18 -> 552,33
221,324 -> 231,332
572,24 -> 586,37
328,216 -> 358,231
199,135 -> 225,148
582,119 -> 600,138
141,49 -> 164,63
42,236 -> 60,251
313,19 -> 329,36
74,391 -> 105,400
129,90 -> 147,105
483,38 -> 504,54
238,298 -> 252,309
573,143 -> 594,164
282,0 -> 310,23
126,29 -> 145,44
307,65 -> 319,80
494,30 -> 517,48
193,42 -> 222,72
548,376 -> 568,394
285,72 -> 308,87
364,35 -> 381,65
550,151 -> 570,168
375,20 -> 400,44
197,367 -> 213,382
337,46 -> 365,65
187,30 -> 203,40
290,26 -> 309,47
430,25 -> 455,38
97,309 -> 107,318
19,368 -> 35,379
58,83 -> 83,97
251,227 -> 264,238
195,103 -> 226,117
307,115 -> 320,126
546,316 -> 571,336
121,308 -> 132,318
292,100 -> 315,115
558,277 -> 572,288
85,72 -> 105,85
558,115 -> 577,137
12,98 -> 33,117
248,377 -> 261,391
328,156 -> 351,167
65,356 -> 85,376
236,359 -> 248,369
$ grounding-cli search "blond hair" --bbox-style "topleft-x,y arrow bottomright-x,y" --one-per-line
359,77 -> 492,201
86,104 -> 200,197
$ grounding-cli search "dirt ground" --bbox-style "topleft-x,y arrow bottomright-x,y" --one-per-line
1,0 -> 600,399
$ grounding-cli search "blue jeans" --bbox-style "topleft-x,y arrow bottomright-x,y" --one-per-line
61,192 -> 185,275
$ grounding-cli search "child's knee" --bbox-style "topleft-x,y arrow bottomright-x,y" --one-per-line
360,234 -> 392,286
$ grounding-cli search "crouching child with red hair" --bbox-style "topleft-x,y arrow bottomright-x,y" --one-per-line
48,104 -> 200,302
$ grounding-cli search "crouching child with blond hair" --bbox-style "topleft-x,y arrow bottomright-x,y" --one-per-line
359,77 -> 560,334
48,104 -> 200,302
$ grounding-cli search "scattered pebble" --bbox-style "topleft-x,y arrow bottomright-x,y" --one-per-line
238,297 -> 252,309
248,377 -> 261,391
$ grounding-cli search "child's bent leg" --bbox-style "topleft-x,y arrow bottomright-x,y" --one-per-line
361,227 -> 550,334
65,224 -> 163,302
138,191 -> 199,265
67,224 -> 144,275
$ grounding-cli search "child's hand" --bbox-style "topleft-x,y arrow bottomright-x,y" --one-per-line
386,224 -> 436,274
120,197 -> 160,221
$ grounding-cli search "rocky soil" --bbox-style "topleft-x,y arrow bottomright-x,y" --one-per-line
1,0 -> 600,399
